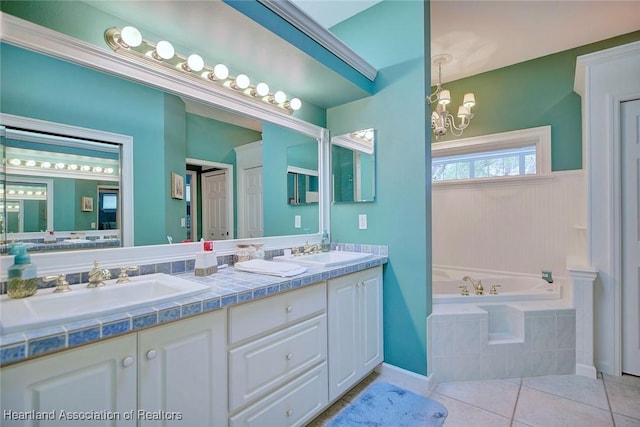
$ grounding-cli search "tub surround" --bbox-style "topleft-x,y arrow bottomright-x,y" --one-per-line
0,244 -> 387,366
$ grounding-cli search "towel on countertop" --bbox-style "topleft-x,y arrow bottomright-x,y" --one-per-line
234,259 -> 307,277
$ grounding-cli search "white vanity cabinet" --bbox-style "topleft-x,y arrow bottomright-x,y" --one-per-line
327,266 -> 384,402
227,282 -> 328,427
0,334 -> 138,427
138,309 -> 227,427
0,310 -> 227,427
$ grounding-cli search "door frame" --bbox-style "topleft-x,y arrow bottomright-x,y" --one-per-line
186,158 -> 234,242
185,170 -> 198,242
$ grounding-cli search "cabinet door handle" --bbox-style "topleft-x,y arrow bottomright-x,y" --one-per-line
286,409 -> 294,417
286,305 -> 293,313
146,349 -> 157,360
122,356 -> 135,367
286,352 -> 293,360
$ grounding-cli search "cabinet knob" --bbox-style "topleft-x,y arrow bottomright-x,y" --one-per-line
146,349 -> 157,360
286,352 -> 293,360
286,305 -> 293,313
122,356 -> 135,367
286,409 -> 294,417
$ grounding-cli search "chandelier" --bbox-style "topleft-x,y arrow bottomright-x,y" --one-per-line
427,54 -> 476,139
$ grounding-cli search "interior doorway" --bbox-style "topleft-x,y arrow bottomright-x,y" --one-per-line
97,186 -> 119,231
186,158 -> 234,242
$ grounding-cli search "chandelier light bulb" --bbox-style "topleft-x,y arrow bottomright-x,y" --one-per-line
186,54 -> 205,72
154,40 -> 175,60
234,74 -> 250,90
289,98 -> 302,111
120,26 -> 142,48
213,63 -> 229,80
457,106 -> 471,118
438,89 -> 451,105
255,82 -> 270,97
274,90 -> 287,104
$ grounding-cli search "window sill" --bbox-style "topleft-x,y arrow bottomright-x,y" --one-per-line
432,173 -> 555,189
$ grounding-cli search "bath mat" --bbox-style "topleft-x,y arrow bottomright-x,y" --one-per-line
327,381 -> 447,427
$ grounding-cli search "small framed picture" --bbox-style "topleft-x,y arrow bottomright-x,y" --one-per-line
81,196 -> 94,212
171,172 -> 184,200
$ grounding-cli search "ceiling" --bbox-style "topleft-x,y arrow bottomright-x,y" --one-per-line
84,1 -> 639,111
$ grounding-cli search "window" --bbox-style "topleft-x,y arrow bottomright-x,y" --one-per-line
432,126 -> 551,184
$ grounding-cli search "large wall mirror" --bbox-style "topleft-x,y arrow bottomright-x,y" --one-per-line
331,128 -> 376,203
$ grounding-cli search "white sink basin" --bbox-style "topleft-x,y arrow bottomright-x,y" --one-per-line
0,273 -> 209,335
273,251 -> 372,267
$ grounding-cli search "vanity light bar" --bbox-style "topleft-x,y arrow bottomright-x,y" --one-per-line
104,26 -> 303,114
8,158 -> 117,176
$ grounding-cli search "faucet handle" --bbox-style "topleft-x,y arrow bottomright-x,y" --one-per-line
116,266 -> 139,284
459,285 -> 469,296
490,284 -> 501,295
44,274 -> 71,293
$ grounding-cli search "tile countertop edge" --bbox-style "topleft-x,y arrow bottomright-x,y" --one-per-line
0,255 -> 388,366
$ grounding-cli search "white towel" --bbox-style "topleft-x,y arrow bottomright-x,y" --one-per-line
234,259 -> 307,277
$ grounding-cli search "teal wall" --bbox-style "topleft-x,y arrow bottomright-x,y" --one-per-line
431,31 -> 640,171
262,122 -> 320,236
328,0 -> 430,375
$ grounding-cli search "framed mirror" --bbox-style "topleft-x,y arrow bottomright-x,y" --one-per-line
331,128 -> 376,203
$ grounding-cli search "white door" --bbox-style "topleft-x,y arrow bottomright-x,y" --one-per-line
360,267 -> 384,372
202,170 -> 228,240
243,166 -> 263,238
622,99 -> 640,376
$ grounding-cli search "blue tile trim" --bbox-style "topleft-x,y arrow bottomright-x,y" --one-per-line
102,319 -> 131,337
181,301 -> 203,317
68,327 -> 101,347
133,313 -> 158,330
159,307 -> 181,323
1,344 -> 26,365
29,334 -> 66,357
203,297 -> 221,312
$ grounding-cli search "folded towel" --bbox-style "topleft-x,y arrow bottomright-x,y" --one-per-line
234,259 -> 307,277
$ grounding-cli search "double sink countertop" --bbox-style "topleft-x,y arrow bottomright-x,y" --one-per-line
0,251 -> 387,366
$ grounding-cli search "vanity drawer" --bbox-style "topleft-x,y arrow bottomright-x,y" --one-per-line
228,282 -> 326,344
229,362 -> 328,427
229,314 -> 327,411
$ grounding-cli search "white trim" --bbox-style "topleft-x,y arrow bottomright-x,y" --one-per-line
286,166 -> 318,177
574,39 -> 640,376
258,0 -> 377,81
374,363 -> 435,395
3,176 -> 54,233
0,113 -> 134,248
185,170 -> 199,242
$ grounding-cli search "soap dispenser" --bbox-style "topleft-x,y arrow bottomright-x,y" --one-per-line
321,230 -> 330,252
7,245 -> 38,298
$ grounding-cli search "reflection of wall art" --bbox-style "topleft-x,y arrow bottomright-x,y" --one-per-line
171,172 -> 184,200
81,196 -> 93,212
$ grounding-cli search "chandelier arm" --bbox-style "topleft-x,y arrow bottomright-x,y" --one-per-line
444,115 -> 465,136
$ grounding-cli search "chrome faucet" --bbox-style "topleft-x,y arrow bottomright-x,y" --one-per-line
88,260 -> 112,288
462,275 -> 484,295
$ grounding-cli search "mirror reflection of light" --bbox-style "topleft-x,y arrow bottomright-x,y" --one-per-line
94,166 -> 103,173
81,165 -> 91,171
41,162 -> 51,168
8,190 -> 16,195
68,164 -> 78,170
105,167 -> 114,174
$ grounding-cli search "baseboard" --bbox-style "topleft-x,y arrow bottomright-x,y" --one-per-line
375,363 -> 436,394
576,363 -> 597,379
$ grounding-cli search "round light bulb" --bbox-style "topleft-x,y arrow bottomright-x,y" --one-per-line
105,167 -> 114,174
55,162 -> 65,169
17,190 -> 25,195
120,26 -> 142,48
26,191 -> 34,195
41,162 -> 51,168
235,74 -> 250,90
9,158 -> 21,166
25,160 -> 36,167
155,40 -> 175,60
274,90 -> 287,104
186,54 -> 204,72
81,165 -> 91,172
289,98 -> 302,111
8,190 -> 15,195
255,82 -> 270,97
68,164 -> 78,170
94,166 -> 103,173
213,64 -> 229,80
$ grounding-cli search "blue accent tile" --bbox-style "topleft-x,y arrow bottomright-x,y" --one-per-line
133,313 -> 158,329
222,294 -> 238,307
159,307 -> 181,323
68,327 -> 100,346
280,281 -> 292,291
140,264 -> 156,275
267,284 -> 280,295
238,290 -> 253,303
172,260 -> 186,273
186,258 -> 196,271
253,287 -> 267,298
29,334 -> 66,357
102,320 -> 130,337
203,297 -> 221,312
1,344 -> 26,365
182,302 -> 202,317
292,278 -> 303,288
156,262 -> 171,274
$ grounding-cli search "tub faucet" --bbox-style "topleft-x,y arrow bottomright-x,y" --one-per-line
88,260 -> 112,288
463,275 -> 484,295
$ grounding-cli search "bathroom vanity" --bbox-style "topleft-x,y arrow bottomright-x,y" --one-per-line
0,258 -> 384,427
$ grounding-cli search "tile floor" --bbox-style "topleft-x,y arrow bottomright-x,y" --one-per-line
307,371 -> 640,426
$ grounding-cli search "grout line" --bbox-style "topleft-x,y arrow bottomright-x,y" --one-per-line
509,377 -> 523,427
601,373 -> 617,427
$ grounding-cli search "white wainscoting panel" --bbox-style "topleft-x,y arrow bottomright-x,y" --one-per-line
432,171 -> 586,279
